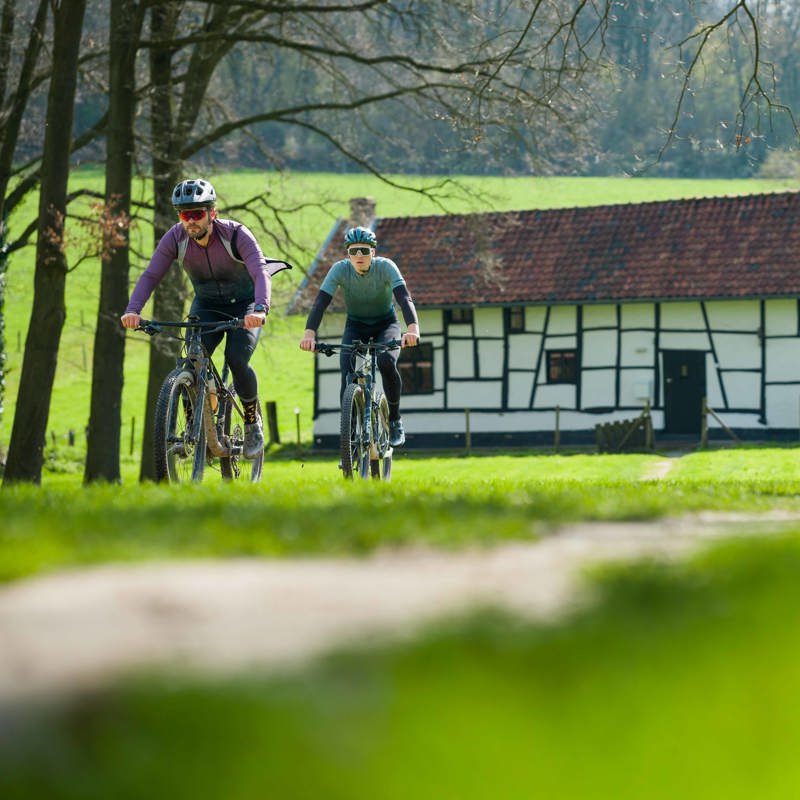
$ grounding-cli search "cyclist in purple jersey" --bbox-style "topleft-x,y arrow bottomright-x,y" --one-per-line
299,226 -> 419,447
121,178 -> 291,459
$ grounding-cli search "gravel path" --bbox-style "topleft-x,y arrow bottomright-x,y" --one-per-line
0,512 -> 796,703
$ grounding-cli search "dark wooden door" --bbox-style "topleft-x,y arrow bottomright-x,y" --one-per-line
663,350 -> 706,435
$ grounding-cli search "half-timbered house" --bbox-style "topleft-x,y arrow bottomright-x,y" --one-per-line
289,192 -> 800,448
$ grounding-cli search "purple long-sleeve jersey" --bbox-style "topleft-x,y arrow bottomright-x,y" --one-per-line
125,218 -> 290,314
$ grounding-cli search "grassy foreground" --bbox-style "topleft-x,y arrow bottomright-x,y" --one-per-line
2,448 -> 800,796
2,447 -> 800,583
3,518 -> 800,797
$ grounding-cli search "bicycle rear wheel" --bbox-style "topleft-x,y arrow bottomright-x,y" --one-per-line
220,387 -> 263,482
154,368 -> 206,483
370,390 -> 393,481
340,383 -> 368,479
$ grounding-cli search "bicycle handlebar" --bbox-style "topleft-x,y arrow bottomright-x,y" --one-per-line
315,339 -> 402,357
137,318 -> 245,337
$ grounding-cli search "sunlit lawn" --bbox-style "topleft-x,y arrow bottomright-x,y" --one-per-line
2,447 -> 800,798
2,447 -> 800,583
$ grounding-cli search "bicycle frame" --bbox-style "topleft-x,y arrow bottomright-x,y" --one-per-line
316,338 -> 401,477
140,317 -> 247,459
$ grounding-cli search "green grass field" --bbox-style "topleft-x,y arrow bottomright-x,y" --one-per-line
2,448 -> 800,797
3,453 -> 800,797
1,447 -> 799,582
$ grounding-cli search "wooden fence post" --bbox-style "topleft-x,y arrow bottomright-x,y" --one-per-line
554,405 -> 560,453
265,401 -> 280,445
700,396 -> 708,449
644,400 -> 654,450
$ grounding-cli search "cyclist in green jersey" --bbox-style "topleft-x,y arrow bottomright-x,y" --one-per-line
300,226 -> 420,446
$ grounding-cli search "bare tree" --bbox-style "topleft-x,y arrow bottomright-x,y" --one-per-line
3,0 -> 89,485
84,0 -> 147,483
0,0 -> 49,422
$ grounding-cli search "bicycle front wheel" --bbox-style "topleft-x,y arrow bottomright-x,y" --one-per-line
340,383 -> 368,479
220,386 -> 263,482
154,368 -> 206,483
370,390 -> 393,481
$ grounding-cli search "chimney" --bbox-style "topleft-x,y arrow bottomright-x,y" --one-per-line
349,197 -> 376,228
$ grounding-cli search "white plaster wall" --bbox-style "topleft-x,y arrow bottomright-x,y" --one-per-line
583,330 -> 618,366
581,369 -> 616,407
659,331 -> 710,349
547,306 -> 577,334
508,371 -> 535,408
620,331 -> 655,366
621,303 -> 655,328
704,361 -> 724,408
478,338 -> 505,378
766,339 -> 800,382
544,335 -> 578,350
703,412 -> 767,430
718,371 -> 761,408
619,369 -> 655,405
418,309 -> 442,335
474,307 -> 504,337
712,333 -> 761,369
764,299 -> 796,336
448,339 -> 474,378
583,304 -> 617,329
704,300 -> 759,330
401,391 -> 446,410
660,302 -> 705,329
432,348 -> 446,390
403,409 -> 587,434
447,323 -> 472,337
766,385 -> 800,428
534,383 -> 576,409
447,380 -> 502,407
525,306 -> 547,332
507,334 -> 541,369
317,371 -> 341,409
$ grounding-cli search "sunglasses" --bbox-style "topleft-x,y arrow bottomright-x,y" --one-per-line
347,246 -> 373,256
178,208 -> 208,222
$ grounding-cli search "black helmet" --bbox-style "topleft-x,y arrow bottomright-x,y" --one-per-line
172,178 -> 217,208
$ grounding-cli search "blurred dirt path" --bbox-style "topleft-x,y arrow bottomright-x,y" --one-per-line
0,512 -> 796,703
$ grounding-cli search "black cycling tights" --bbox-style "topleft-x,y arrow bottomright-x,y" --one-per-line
340,317 -> 402,420
190,301 -> 261,402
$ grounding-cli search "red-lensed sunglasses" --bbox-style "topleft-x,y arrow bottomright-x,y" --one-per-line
178,208 -> 208,222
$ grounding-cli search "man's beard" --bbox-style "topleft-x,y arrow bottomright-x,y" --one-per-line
191,225 -> 209,240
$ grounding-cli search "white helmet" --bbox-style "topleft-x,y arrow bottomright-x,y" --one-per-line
172,178 -> 217,208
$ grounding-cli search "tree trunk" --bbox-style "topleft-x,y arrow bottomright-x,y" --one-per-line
3,0 -> 88,485
139,1 -> 186,482
0,0 -> 49,432
84,0 -> 143,483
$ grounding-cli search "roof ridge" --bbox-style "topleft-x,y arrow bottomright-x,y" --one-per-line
374,189 -> 800,225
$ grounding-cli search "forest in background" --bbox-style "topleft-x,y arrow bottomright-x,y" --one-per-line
13,0 -> 800,180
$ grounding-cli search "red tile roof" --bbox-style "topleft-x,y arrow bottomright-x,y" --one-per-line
290,191 -> 800,312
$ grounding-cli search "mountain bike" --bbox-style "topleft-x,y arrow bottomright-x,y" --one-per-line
138,316 -> 263,483
315,338 -> 402,480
